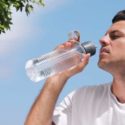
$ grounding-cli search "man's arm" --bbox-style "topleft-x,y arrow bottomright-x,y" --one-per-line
24,41 -> 90,125
25,75 -> 68,125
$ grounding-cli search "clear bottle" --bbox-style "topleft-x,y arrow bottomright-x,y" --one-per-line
25,31 -> 96,82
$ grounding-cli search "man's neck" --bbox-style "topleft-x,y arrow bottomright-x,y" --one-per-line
112,76 -> 125,103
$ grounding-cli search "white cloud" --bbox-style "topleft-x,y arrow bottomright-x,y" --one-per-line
0,11 -> 39,80
0,0 -> 68,56
0,12 -> 33,55
0,0 -> 68,79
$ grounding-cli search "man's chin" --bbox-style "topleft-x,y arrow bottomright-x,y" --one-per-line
98,60 -> 111,73
98,61 -> 107,69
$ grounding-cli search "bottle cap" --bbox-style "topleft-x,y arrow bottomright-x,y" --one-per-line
68,31 -> 80,41
81,41 -> 96,56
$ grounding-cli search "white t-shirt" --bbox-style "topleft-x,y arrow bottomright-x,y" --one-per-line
53,83 -> 125,125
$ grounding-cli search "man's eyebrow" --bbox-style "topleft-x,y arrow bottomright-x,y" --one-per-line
111,30 -> 121,33
111,30 -> 125,36
105,30 -> 124,35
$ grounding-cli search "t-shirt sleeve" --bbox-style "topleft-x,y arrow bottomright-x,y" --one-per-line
52,91 -> 75,125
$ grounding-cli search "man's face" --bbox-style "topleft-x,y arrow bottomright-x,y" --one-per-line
98,21 -> 125,73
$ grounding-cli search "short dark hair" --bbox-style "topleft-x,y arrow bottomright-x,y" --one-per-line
112,10 -> 125,23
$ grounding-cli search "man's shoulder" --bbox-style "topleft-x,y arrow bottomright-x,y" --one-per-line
61,83 -> 111,105
72,83 -> 111,99
79,82 -> 111,91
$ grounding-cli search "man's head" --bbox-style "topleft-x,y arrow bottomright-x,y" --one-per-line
98,10 -> 125,75
112,10 -> 125,24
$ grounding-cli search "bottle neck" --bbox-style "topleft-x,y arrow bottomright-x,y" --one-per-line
74,42 -> 86,54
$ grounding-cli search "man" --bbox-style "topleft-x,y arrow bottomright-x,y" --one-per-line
25,10 -> 125,125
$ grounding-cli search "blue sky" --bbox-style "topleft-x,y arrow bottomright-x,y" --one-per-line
0,0 -> 125,124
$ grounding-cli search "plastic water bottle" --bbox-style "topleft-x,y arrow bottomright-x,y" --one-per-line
25,31 -> 96,82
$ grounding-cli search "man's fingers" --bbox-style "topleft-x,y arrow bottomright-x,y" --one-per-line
55,40 -> 78,50
66,53 -> 90,77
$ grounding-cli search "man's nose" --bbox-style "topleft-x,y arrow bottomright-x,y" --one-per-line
99,35 -> 110,46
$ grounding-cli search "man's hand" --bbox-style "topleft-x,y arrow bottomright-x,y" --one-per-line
48,39 -> 90,82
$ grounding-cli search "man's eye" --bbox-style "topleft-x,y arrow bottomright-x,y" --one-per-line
110,34 -> 120,40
